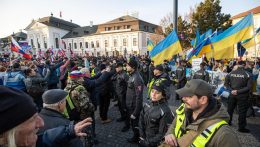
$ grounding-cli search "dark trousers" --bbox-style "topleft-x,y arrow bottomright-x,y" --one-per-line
227,95 -> 249,129
126,108 -> 139,138
118,94 -> 127,118
176,80 -> 186,100
99,93 -> 110,120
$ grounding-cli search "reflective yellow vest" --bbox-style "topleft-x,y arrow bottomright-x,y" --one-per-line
174,103 -> 228,147
63,94 -> 75,119
91,68 -> 96,77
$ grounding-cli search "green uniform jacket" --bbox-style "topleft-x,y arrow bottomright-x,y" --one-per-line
165,101 -> 241,147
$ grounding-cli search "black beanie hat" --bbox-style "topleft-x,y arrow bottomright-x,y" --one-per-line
154,65 -> 164,72
0,86 -> 37,134
127,59 -> 138,69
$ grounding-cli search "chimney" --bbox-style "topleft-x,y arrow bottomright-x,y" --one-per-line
51,12 -> 53,17
70,19 -> 72,22
90,21 -> 93,27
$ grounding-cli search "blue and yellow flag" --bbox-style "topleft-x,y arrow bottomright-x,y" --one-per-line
147,39 -> 154,51
188,29 -> 214,60
210,13 -> 254,60
150,30 -> 182,65
241,27 -> 260,49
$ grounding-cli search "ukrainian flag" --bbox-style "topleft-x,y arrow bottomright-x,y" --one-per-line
210,13 -> 254,60
150,30 -> 182,65
242,27 -> 260,49
147,39 -> 154,51
187,29 -> 213,60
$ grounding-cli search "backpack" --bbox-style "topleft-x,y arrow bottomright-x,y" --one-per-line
65,85 -> 81,121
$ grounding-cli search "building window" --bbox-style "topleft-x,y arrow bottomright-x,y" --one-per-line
44,37 -> 47,49
123,38 -> 127,46
74,43 -> 77,49
80,42 -> 83,49
69,43 -> 72,49
91,41 -> 94,48
105,40 -> 108,47
64,43 -> 66,49
114,39 -> 117,47
127,25 -> 131,29
30,39 -> 34,47
85,42 -> 88,48
144,25 -> 149,31
55,38 -> 59,48
37,38 -> 40,48
133,38 -> 137,46
96,41 -> 99,48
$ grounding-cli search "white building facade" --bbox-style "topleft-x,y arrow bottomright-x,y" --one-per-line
25,15 -> 163,56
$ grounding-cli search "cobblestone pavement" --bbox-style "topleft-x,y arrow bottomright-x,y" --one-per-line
94,86 -> 260,147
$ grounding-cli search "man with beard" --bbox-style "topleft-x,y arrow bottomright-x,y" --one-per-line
163,79 -> 240,147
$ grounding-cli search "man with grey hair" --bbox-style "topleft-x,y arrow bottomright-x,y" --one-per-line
39,89 -> 84,146
0,86 -> 92,147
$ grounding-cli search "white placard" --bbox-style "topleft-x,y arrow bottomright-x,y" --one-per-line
192,58 -> 202,72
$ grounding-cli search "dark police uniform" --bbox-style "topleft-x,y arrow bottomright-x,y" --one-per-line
126,70 -> 144,140
224,66 -> 252,130
175,65 -> 186,100
193,69 -> 210,82
112,70 -> 129,124
139,99 -> 174,147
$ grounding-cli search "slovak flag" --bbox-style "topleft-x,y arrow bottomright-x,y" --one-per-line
11,37 -> 32,59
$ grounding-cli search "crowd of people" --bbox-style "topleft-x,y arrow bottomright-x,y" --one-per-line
0,53 -> 259,147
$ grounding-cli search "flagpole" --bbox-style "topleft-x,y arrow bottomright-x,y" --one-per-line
251,12 -> 257,65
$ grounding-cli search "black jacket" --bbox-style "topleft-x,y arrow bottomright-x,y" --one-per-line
126,70 -> 144,117
111,70 -> 129,97
224,67 -> 253,98
38,108 -> 83,147
150,73 -> 171,99
193,69 -> 210,82
139,99 -> 174,147
175,66 -> 186,82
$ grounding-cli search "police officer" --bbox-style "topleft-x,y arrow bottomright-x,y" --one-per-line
139,83 -> 174,147
224,61 -> 252,133
112,62 -> 130,132
175,60 -> 187,100
164,79 -> 241,147
147,64 -> 171,100
90,62 -> 100,77
193,62 -> 210,82
125,59 -> 144,143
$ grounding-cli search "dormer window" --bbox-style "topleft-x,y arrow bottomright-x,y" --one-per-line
84,31 -> 89,34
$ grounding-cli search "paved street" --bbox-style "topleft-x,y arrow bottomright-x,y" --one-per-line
94,86 -> 260,147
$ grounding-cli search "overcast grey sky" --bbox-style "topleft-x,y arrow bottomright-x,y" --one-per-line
0,0 -> 259,38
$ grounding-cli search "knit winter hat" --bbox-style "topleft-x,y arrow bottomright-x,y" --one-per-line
42,89 -> 68,104
0,86 -> 37,134
127,59 -> 138,69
